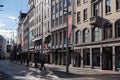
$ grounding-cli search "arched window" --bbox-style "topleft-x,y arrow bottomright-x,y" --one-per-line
103,22 -> 112,39
92,27 -> 99,41
76,30 -> 81,44
83,28 -> 89,42
115,20 -> 120,38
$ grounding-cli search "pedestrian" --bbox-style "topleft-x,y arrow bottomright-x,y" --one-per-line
40,55 -> 46,70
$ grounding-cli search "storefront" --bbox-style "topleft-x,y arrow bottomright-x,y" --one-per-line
83,48 -> 90,66
102,47 -> 113,70
92,48 -> 100,67
116,46 -> 120,70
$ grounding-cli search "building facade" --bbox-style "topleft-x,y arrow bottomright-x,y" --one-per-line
17,0 -> 120,71
0,35 -> 6,59
50,0 -> 74,65
17,12 -> 27,63
28,0 -> 35,63
73,0 -> 120,71
31,0 -> 51,63
49,0 -> 120,71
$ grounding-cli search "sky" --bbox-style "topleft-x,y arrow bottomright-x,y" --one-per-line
0,0 -> 28,30
0,0 -> 28,42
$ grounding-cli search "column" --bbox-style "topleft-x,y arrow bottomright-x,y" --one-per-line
81,49 -> 84,68
100,47 -> 103,70
112,46 -> 117,71
61,31 -> 64,46
112,23 -> 115,38
57,53 -> 60,65
71,51 -> 74,66
62,53 -> 64,65
90,48 -> 93,68
50,54 -> 53,64
90,27 -> 92,42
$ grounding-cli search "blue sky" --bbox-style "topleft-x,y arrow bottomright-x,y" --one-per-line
0,0 -> 28,30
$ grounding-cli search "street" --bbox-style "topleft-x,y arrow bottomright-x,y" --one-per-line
0,60 -> 120,80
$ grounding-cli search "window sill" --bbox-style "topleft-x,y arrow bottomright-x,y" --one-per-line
83,20 -> 88,22
116,9 -> 120,12
77,22 -> 81,24
77,3 -> 81,7
83,1 -> 88,4
106,12 -> 112,15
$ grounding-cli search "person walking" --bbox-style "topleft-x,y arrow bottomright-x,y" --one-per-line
40,55 -> 46,70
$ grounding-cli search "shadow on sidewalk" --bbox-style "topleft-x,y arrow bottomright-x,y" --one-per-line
47,67 -> 120,80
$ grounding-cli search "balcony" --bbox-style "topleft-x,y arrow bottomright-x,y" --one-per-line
89,16 -> 102,26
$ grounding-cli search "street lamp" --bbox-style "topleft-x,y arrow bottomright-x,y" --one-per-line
66,0 -> 69,73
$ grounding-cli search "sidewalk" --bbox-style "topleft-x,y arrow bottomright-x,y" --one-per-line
46,64 -> 120,74
12,61 -> 120,80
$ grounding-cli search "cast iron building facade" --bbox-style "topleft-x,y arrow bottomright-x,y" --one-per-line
31,0 -> 51,63
18,0 -> 120,71
50,0 -> 73,65
73,0 -> 120,71
49,0 -> 120,71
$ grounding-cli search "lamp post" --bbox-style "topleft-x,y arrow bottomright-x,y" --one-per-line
66,0 -> 69,73
41,1 -> 44,56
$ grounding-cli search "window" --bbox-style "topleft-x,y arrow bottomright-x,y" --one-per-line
115,20 -> 120,37
56,18 -> 58,26
104,23 -> 112,39
47,21 -> 50,32
92,3 -> 99,17
39,15 -> 41,22
68,0 -> 71,6
52,34 -> 54,46
51,19 -> 55,28
59,32 -> 62,45
56,33 -> 58,45
63,31 -> 66,44
77,0 -> 81,5
83,9 -> 88,21
56,3 -> 59,13
52,5 -> 55,14
59,1 -> 62,11
105,0 -> 111,13
59,16 -> 62,25
63,0 -> 67,8
116,0 -> 120,10
83,29 -> 89,42
76,30 -> 81,44
92,27 -> 99,41
63,14 -> 67,24
44,10 -> 46,19
77,12 -> 81,23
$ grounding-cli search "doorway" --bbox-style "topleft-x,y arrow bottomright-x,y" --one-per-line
102,47 -> 113,70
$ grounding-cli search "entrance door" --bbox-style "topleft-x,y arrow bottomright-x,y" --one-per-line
102,47 -> 113,70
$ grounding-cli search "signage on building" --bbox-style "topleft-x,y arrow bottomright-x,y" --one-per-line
68,15 -> 72,39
